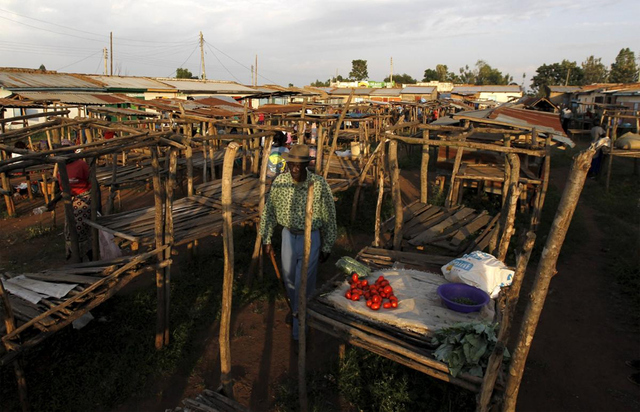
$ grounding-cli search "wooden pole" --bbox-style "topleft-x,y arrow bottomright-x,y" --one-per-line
497,154 -> 521,262
605,116 -> 618,193
298,179 -> 315,412
89,158 -> 100,261
220,142 -> 240,399
323,90 -> 354,179
374,156 -> 385,247
316,123 -> 324,175
0,278 -> 30,412
421,130 -> 429,204
151,148 -> 166,350
502,146 -> 597,412
186,144 -> 194,196
446,147 -> 464,208
57,161 -> 82,263
530,141 -> 551,231
389,140 -> 403,250
163,149 -> 177,346
248,135 -> 274,280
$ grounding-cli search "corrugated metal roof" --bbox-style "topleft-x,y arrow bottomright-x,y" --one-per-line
0,69 -> 103,90
330,88 -> 372,96
547,86 -> 581,93
156,79 -> 257,94
452,85 -> 522,93
0,98 -> 45,108
88,75 -> 172,90
195,97 -> 243,108
401,86 -> 436,94
87,106 -> 158,117
370,88 -> 402,96
13,92 -> 128,105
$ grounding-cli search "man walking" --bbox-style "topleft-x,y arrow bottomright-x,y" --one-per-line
259,144 -> 337,341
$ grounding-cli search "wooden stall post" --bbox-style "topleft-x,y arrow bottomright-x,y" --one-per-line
445,146 -> 464,208
350,140 -> 384,223
298,179 -> 315,412
89,158 -> 100,261
248,135 -> 274,282
323,90 -> 354,179
298,97 -> 308,145
389,140 -> 403,250
57,161 -> 82,263
477,232 -> 536,412
530,138 -> 551,231
502,147 -> 597,412
0,279 -> 30,412
106,153 -> 118,214
497,154 -> 522,262
420,129 -> 429,204
151,148 -> 167,350
316,123 -> 324,175
220,142 -> 240,399
605,116 -> 619,193
374,155 -> 385,247
1,171 -> 15,217
163,149 -> 178,346
185,142 -> 194,197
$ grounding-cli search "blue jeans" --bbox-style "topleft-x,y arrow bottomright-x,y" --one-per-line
281,227 -> 321,340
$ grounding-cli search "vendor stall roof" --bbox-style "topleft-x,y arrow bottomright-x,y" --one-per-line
87,106 -> 158,117
156,79 -> 257,94
11,92 -> 129,105
0,68 -> 104,90
330,88 -> 373,96
88,75 -> 172,91
401,86 -> 436,94
370,88 -> 402,96
0,98 -> 46,108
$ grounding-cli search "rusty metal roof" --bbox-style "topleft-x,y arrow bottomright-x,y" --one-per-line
401,86 -> 436,94
12,92 -> 128,105
0,69 -> 104,90
156,79 -> 257,94
370,88 -> 402,96
0,98 -> 45,108
452,85 -> 522,93
547,86 -> 581,93
330,88 -> 372,96
87,75 -> 172,90
87,106 -> 158,117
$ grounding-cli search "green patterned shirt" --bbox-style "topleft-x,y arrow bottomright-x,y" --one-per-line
259,170 -> 337,253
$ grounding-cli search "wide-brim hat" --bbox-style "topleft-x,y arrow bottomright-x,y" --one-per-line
283,144 -> 313,162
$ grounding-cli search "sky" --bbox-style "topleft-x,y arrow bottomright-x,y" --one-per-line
0,0 -> 638,90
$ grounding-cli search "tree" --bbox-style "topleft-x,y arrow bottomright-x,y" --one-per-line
176,68 -> 196,79
310,79 -> 330,87
581,56 -> 608,84
530,60 -> 585,94
384,73 -> 416,84
609,48 -> 638,83
436,64 -> 449,82
38,64 -> 46,71
423,68 -> 439,82
458,64 -> 475,84
288,83 -> 294,87
349,59 -> 368,81
474,60 -> 513,85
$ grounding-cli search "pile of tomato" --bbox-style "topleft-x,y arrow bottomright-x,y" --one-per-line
344,273 -> 399,311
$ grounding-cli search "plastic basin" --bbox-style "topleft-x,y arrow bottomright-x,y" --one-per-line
437,283 -> 490,313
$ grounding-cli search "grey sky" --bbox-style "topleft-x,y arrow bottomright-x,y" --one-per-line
0,0 -> 637,89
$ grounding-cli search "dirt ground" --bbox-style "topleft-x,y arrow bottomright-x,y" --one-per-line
1,164 -> 639,411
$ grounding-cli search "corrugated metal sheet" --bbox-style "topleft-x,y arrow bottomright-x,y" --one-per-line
195,97 -> 243,108
157,79 -> 257,93
401,86 -> 436,94
370,88 -> 402,96
547,86 -> 581,93
0,70 -> 103,90
0,98 -> 45,108
330,88 -> 372,96
87,106 -> 158,117
13,92 -> 128,105
452,85 -> 522,93
88,75 -> 172,90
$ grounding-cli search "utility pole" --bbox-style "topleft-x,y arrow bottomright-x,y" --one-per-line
251,65 -> 254,86
103,48 -> 108,75
565,67 -> 571,86
200,31 -> 206,80
255,55 -> 258,86
390,57 -> 393,85
110,32 -> 113,76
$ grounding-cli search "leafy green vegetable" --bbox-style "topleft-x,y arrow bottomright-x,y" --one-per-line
336,256 -> 372,278
431,322 -> 508,378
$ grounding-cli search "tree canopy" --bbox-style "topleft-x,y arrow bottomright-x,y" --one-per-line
176,68 -> 196,79
384,73 -> 416,84
582,56 -> 609,84
422,61 -> 511,85
609,48 -> 638,83
530,60 -> 585,94
38,64 -> 46,71
349,59 -> 368,81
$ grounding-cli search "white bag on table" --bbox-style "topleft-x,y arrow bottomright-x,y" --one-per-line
441,251 -> 514,298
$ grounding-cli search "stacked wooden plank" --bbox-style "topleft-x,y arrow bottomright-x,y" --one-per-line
382,201 -> 500,255
356,247 -> 452,272
85,196 -> 257,249
319,156 -> 360,179
170,388 -> 249,412
1,250 -> 162,366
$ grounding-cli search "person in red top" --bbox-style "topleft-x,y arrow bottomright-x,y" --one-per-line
46,139 -> 93,261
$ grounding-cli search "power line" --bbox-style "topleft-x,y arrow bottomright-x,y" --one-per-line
204,42 -> 242,83
55,50 -> 102,71
166,44 -> 200,77
204,40 -> 277,84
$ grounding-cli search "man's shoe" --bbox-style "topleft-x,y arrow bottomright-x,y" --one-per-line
285,311 -> 293,327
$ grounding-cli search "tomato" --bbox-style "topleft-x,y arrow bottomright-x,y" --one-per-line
364,293 -> 371,300
345,291 -> 352,299
371,303 -> 381,311
383,302 -> 392,309
383,285 -> 393,295
352,294 -> 361,301
372,295 -> 382,304
380,292 -> 387,298
391,301 -> 398,308
377,275 -> 385,283
366,299 -> 373,307
389,295 -> 398,302
351,273 -> 359,283
360,279 -> 369,287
